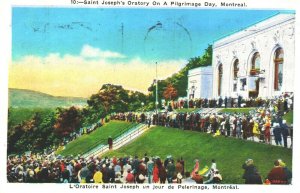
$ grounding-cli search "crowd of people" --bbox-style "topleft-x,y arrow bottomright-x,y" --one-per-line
7,153 -> 292,185
110,96 -> 293,148
7,93 -> 293,184
7,153 -> 212,184
167,93 -> 293,110
59,93 -> 293,151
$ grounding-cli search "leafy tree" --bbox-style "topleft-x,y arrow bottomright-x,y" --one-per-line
147,44 -> 212,99
81,107 -> 104,127
128,91 -> 148,111
33,112 -> 58,151
7,111 -> 57,154
87,84 -> 149,114
163,84 -> 178,101
54,106 -> 82,137
88,84 -> 127,115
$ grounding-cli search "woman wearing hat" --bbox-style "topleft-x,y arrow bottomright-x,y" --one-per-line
242,159 -> 262,184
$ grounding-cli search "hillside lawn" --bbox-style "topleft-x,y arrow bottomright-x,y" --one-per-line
283,111 -> 293,125
57,121 -> 138,156
104,126 -> 292,184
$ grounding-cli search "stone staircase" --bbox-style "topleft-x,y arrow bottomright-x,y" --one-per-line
82,123 -> 150,159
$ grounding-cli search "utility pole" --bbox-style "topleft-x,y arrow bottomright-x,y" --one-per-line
121,23 -> 124,53
155,62 -> 158,115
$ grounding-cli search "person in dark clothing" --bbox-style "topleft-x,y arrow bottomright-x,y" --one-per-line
218,97 -> 223,108
248,171 -> 263,184
281,120 -> 289,148
61,169 -> 70,183
108,136 -> 113,150
225,119 -> 231,137
159,165 -> 167,184
101,164 -> 110,183
180,157 -> 185,176
144,153 -> 149,164
273,123 -> 282,146
166,160 -> 175,183
242,118 -> 248,139
204,98 -> 208,108
242,159 -> 262,184
108,165 -> 115,183
238,95 -> 242,107
38,166 -> 49,183
132,156 -> 140,182
211,118 -> 218,134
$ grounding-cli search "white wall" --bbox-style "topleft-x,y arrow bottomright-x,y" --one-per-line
212,13 -> 295,99
187,66 -> 213,99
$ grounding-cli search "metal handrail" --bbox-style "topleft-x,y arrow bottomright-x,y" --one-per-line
80,122 -> 138,156
113,124 -> 148,149
83,123 -> 148,158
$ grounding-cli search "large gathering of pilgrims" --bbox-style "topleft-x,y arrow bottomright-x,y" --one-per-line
7,153 -> 292,184
110,94 -> 293,148
7,93 -> 293,184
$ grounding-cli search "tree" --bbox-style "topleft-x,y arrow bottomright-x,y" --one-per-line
7,111 -> 58,154
54,106 -> 82,137
87,84 -> 150,115
33,112 -> 58,151
127,91 -> 148,111
163,84 -> 178,101
87,84 -> 128,116
147,44 -> 212,98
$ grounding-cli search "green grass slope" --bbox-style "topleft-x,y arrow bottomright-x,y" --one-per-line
9,88 -> 87,108
104,126 -> 292,184
57,121 -> 138,156
283,111 -> 293,125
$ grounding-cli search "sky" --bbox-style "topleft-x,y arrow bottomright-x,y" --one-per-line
10,8 -> 284,97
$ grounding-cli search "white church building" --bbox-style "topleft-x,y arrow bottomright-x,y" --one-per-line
212,13 -> 295,99
187,66 -> 213,99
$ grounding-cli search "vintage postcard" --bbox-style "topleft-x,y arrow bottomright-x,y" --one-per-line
1,0 -> 299,193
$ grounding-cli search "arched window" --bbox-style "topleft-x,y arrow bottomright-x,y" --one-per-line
274,48 -> 284,91
250,52 -> 260,75
233,59 -> 239,92
218,64 -> 223,96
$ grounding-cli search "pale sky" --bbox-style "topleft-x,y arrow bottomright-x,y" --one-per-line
10,8 -> 282,97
